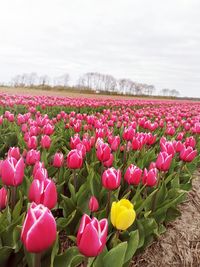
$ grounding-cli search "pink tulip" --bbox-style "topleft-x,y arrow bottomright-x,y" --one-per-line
21,203 -> 57,253
124,164 -> 142,185
0,187 -> 7,210
76,143 -> 86,158
67,149 -> 83,169
40,135 -> 51,149
1,157 -> 25,186
142,168 -> 157,187
77,214 -> 108,257
96,142 -> 111,162
103,153 -> 114,168
122,126 -> 135,141
53,152 -> 64,168
8,147 -> 21,160
33,161 -> 45,177
29,179 -> 57,209
33,167 -> 48,181
180,146 -> 197,162
156,152 -> 172,171
102,167 -> 121,190
27,136 -> 38,149
26,149 -> 40,165
88,196 -> 99,212
110,136 -> 120,151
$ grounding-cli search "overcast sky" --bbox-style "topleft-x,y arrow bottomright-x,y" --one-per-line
0,0 -> 200,97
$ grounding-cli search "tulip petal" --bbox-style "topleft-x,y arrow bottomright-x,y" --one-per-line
116,209 -> 136,231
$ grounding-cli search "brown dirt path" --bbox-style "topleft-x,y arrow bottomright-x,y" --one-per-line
132,170 -> 200,267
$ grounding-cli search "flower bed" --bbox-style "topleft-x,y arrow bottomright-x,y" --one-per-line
0,94 -> 199,267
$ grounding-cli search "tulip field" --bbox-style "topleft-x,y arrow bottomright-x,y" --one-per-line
0,93 -> 200,267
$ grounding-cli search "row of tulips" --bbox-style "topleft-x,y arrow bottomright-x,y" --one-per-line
0,94 -> 200,267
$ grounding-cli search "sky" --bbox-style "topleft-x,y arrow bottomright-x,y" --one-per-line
0,0 -> 200,97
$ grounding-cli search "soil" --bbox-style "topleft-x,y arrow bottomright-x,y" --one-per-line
131,170 -> 200,267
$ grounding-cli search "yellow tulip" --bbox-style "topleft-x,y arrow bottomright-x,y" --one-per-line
111,199 -> 136,230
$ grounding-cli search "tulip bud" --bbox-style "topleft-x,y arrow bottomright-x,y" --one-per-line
0,187 -> 7,210
66,149 -> 83,169
1,157 -> 25,186
124,164 -> 142,185
156,152 -> 172,172
53,152 -> 64,168
96,142 -> 111,162
77,214 -> 108,257
27,136 -> 38,150
29,178 -> 57,209
111,199 -> 136,230
33,167 -> 48,181
26,149 -> 41,165
102,167 -> 121,190
180,146 -> 197,162
142,168 -> 157,187
21,203 -> 57,253
88,196 -> 99,212
40,135 -> 51,149
103,153 -> 114,168
8,147 -> 21,160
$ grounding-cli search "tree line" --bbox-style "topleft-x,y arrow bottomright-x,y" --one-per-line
8,72 -> 180,97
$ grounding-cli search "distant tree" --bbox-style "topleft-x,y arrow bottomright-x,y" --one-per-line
39,75 -> 50,86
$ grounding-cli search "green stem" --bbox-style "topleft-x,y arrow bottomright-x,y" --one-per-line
106,191 -> 111,217
152,172 -> 163,212
11,186 -> 17,210
73,169 -> 77,191
34,253 -> 41,267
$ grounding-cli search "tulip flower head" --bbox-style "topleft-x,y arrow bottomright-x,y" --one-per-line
180,146 -> 197,162
1,157 -> 25,186
21,203 -> 57,253
77,214 -> 108,257
142,168 -> 157,187
29,178 -> 57,209
156,152 -> 172,172
66,149 -> 83,169
102,167 -> 121,190
111,199 -> 136,230
88,196 -> 99,212
124,164 -> 142,185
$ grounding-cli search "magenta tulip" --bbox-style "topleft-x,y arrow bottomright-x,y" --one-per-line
21,203 -> 57,253
1,157 -> 25,186
53,152 -> 64,168
67,149 -> 83,169
96,142 -> 111,162
29,178 -> 57,209
88,196 -> 99,212
156,152 -> 172,172
8,147 -> 21,160
77,214 -> 108,257
142,168 -> 157,187
102,167 -> 121,190
180,146 -> 197,162
26,149 -> 41,165
40,135 -> 51,149
124,164 -> 142,185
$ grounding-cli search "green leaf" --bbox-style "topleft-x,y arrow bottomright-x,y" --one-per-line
12,192 -> 23,220
50,234 -> 59,267
57,210 -> 76,230
124,230 -> 139,263
103,242 -> 127,267
135,189 -> 158,214
54,247 -> 83,267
